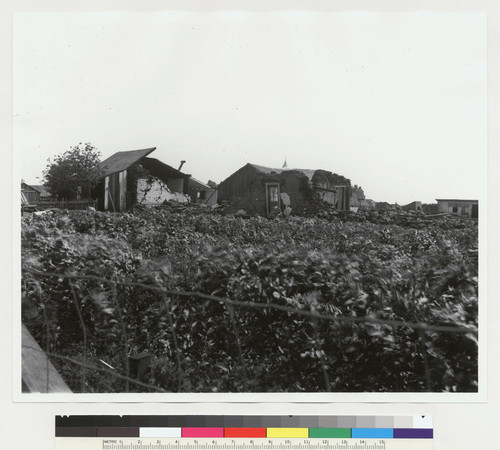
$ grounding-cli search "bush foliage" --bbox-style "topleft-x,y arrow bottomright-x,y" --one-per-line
21,206 -> 478,393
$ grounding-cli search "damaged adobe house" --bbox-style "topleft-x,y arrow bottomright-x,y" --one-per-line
93,148 -> 216,211
217,163 -> 353,217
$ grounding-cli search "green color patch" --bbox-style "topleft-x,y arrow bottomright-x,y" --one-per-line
309,428 -> 351,438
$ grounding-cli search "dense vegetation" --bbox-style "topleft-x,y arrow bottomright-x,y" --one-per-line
21,206 -> 478,393
42,143 -> 102,200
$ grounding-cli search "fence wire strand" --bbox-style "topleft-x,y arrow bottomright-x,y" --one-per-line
21,344 -> 166,392
23,267 -> 478,335
21,266 -> 477,393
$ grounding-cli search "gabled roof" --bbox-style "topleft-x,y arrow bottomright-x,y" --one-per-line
248,163 -> 317,180
21,182 -> 41,192
30,185 -> 52,197
98,148 -> 156,177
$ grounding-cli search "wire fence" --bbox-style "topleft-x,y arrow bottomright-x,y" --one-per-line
21,267 -> 478,394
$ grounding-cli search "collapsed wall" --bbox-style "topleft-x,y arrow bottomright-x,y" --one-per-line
311,170 -> 352,211
136,176 -> 189,205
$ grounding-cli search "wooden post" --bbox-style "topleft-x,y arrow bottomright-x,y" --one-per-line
22,324 -> 72,393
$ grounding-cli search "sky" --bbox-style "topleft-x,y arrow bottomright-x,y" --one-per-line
13,11 -> 486,205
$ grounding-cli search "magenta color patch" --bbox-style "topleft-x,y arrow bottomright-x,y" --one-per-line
181,428 -> 225,438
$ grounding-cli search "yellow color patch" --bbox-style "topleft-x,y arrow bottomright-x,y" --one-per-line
267,428 -> 309,438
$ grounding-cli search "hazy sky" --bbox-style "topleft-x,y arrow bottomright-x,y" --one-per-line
13,11 -> 486,204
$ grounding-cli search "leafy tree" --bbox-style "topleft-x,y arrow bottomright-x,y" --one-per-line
43,143 -> 103,200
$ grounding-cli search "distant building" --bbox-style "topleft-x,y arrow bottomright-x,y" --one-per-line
21,182 -> 41,204
217,163 -> 352,217
436,198 -> 478,218
21,182 -> 54,205
188,177 -> 218,206
403,201 -> 423,212
30,185 -> 52,200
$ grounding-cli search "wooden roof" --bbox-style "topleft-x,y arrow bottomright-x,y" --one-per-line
141,157 -> 190,180
98,147 -> 156,177
30,185 -> 52,197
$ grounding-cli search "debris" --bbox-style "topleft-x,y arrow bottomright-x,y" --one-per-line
33,210 -> 52,216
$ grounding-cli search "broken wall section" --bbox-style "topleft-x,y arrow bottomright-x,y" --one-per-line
311,170 -> 352,211
136,176 -> 189,205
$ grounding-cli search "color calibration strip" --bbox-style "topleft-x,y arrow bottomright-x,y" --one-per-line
55,415 -> 433,439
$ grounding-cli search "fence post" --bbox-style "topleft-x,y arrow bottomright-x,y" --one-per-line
163,296 -> 183,392
418,328 -> 433,392
225,303 -> 248,390
68,279 -> 87,392
110,282 -> 130,392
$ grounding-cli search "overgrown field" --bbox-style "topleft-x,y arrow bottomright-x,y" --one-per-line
21,206 -> 478,393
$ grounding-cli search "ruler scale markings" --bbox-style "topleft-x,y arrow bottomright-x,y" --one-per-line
79,437 -> 428,450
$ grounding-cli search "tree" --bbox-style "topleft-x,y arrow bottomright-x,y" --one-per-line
43,143 -> 103,200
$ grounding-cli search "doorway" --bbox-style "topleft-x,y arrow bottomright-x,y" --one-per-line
265,183 -> 281,218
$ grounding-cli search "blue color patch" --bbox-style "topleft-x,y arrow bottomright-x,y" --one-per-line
351,428 -> 394,439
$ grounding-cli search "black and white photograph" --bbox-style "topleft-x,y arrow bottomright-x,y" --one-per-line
15,10 -> 485,398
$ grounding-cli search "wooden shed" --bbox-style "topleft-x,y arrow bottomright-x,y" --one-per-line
436,199 -> 478,218
217,163 -> 352,217
94,148 -> 191,211
21,182 -> 41,204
